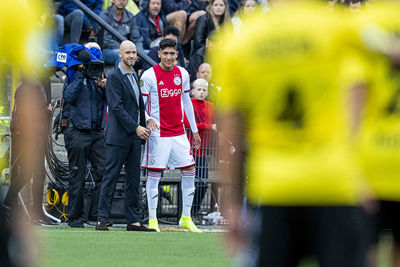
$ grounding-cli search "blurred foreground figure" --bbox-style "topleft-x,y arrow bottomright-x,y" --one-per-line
0,79 -> 51,266
0,0 -> 51,266
354,1 -> 400,266
212,2 -> 371,266
0,80 -> 47,267
0,205 -> 37,267
3,79 -> 52,225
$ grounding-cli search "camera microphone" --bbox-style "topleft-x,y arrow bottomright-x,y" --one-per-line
77,49 -> 91,63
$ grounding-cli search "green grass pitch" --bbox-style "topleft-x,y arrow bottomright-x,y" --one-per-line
38,226 -> 232,267
37,226 -> 394,267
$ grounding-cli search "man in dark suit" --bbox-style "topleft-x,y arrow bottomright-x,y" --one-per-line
96,40 -> 154,231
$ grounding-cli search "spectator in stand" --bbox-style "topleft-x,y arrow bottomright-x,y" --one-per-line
231,0 -> 256,33
58,0 -> 103,43
103,0 -> 140,15
196,63 -> 221,102
135,0 -> 168,51
196,62 -> 212,82
100,0 -> 143,67
47,1 -> 64,53
52,14 -> 65,52
184,78 -> 216,214
161,0 -> 207,46
193,0 -> 230,57
229,0 -> 268,15
142,25 -> 186,71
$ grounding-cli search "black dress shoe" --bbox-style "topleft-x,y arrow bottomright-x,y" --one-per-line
126,222 -> 156,232
88,219 -> 113,227
95,221 -> 109,231
68,218 -> 85,228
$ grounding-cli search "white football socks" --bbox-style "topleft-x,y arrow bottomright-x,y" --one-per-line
146,171 -> 161,220
181,169 -> 196,217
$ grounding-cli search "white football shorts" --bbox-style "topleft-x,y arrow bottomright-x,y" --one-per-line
141,134 -> 195,170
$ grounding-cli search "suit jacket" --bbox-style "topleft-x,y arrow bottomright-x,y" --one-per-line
105,67 -> 145,146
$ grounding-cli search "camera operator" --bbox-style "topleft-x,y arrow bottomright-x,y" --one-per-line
62,43 -> 107,228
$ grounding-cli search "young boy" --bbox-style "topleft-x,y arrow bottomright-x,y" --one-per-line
184,78 -> 216,214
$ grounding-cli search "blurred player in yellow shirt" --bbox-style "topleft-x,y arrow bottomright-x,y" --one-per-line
353,1 -> 400,265
212,1 -> 371,266
0,1 -> 50,266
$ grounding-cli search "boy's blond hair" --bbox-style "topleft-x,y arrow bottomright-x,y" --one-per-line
193,78 -> 209,89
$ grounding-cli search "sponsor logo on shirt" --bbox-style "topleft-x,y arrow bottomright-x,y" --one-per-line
160,89 -> 182,98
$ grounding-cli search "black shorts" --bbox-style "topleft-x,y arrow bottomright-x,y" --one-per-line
371,200 -> 400,245
245,206 -> 369,267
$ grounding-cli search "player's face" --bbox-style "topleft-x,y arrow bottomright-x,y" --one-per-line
211,0 -> 226,17
148,0 -> 161,17
192,86 -> 208,100
158,47 -> 178,71
119,44 -> 137,68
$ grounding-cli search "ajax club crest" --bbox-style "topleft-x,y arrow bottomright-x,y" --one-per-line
174,76 -> 181,86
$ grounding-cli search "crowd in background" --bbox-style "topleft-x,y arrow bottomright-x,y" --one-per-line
49,0 -> 269,85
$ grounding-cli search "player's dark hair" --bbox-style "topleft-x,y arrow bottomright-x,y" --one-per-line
162,26 -> 180,39
159,38 -> 177,50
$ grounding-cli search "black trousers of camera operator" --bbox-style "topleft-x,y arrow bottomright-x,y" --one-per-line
63,126 -> 105,225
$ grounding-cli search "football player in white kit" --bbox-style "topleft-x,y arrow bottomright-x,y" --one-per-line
140,38 -> 202,232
